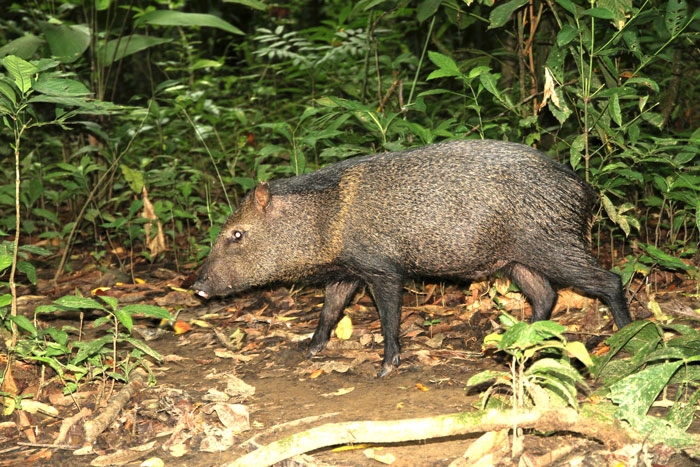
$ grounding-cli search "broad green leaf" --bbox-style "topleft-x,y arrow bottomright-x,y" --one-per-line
17,260 -> 37,285
638,243 -> 691,271
98,35 -> 172,66
417,0 -> 443,23
223,0 -> 267,10
39,22 -> 90,64
609,360 -> 685,415
467,370 -> 510,386
478,70 -> 501,98
666,389 -> 700,431
120,164 -> 144,194
122,336 -> 164,361
582,7 -> 615,19
426,51 -> 461,79
616,410 -> 696,448
609,92 -> 622,126
2,55 -> 37,94
564,341 -> 594,367
135,11 -> 244,35
54,295 -> 107,311
72,335 -> 113,364
0,254 -> 12,272
488,0 -> 529,29
32,77 -> 91,97
120,304 -> 173,320
556,25 -> 578,46
665,0 -> 687,37
100,295 -> 119,311
554,0 -> 577,15
114,309 -> 133,332
10,314 -> 37,335
0,34 -> 44,60
0,293 -> 11,307
601,194 -> 618,223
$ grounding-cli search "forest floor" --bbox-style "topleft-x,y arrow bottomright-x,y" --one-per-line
2,258 -> 700,466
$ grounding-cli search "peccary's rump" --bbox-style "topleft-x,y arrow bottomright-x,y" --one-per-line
193,140 -> 632,376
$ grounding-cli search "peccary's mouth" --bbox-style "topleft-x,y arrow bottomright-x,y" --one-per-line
195,289 -> 210,299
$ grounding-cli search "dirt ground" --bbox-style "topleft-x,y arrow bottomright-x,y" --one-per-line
2,264 -> 699,466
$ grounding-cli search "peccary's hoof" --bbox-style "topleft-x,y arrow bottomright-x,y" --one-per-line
377,356 -> 401,378
306,341 -> 326,359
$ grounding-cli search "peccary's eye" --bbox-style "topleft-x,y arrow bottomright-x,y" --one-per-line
229,230 -> 244,242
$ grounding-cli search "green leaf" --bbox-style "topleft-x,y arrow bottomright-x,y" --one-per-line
0,254 -> 12,272
10,314 -> 37,335
554,0 -> 577,16
582,7 -> 615,19
638,243 -> 692,271
120,304 -> 173,320
135,11 -> 244,35
122,336 -> 164,361
2,55 -> 38,94
467,370 -> 511,387
609,360 -> 685,416
564,341 -> 594,367
32,77 -> 91,97
556,25 -> 578,46
0,293 -> 11,307
98,35 -> 172,67
120,164 -> 144,194
54,295 -> 107,311
417,0 -> 443,23
609,92 -> 622,126
99,295 -> 119,311
223,0 -> 267,10
665,0 -> 688,37
114,309 -> 133,333
72,335 -> 113,364
426,51 -> 461,79
0,34 -> 44,60
17,260 -> 37,285
488,0 -> 529,29
39,22 -> 90,64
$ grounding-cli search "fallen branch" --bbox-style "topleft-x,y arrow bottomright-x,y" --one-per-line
225,408 -> 635,467
81,368 -> 148,449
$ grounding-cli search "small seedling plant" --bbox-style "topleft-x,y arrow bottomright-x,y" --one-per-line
467,315 -> 593,455
468,315 -> 593,411
2,294 -> 171,413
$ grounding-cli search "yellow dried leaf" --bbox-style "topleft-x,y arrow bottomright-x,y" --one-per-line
334,315 -> 353,340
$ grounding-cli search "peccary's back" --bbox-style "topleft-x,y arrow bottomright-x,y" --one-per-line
270,139 -> 596,279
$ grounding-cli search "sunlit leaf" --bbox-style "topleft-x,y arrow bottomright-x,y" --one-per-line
39,22 -> 90,64
135,11 -> 244,35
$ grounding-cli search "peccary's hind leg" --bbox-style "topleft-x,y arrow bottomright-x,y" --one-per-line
508,263 -> 558,322
307,280 -> 360,358
554,260 -> 632,329
367,277 -> 405,378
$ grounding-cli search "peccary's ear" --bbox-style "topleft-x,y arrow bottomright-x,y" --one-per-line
254,182 -> 271,212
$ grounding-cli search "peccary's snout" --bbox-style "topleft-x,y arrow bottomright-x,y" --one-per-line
192,272 -> 212,299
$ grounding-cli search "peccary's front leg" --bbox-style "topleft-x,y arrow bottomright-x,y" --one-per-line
368,278 -> 405,378
307,280 -> 360,358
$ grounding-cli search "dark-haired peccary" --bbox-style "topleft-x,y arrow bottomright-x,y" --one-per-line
193,140 -> 632,376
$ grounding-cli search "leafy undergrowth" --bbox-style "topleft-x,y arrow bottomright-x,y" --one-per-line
1,257 -> 699,466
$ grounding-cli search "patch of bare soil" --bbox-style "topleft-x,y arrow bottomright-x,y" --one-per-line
2,266 -> 699,466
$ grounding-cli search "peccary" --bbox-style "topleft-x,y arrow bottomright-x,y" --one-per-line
193,139 -> 632,376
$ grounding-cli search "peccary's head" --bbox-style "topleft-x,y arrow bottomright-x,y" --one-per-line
193,182 -> 325,299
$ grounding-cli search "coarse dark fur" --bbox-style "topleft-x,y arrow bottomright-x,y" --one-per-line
193,140 -> 632,376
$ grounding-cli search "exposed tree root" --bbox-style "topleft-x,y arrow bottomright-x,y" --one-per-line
225,407 -> 635,467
